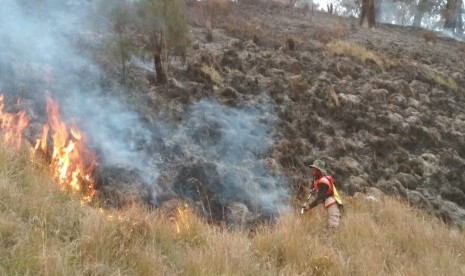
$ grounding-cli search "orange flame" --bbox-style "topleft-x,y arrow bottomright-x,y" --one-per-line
175,205 -> 191,233
0,95 -> 29,149
35,98 -> 96,203
0,93 -> 96,203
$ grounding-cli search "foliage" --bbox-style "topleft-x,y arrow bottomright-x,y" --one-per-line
135,0 -> 189,83
333,0 -> 462,32
94,0 -> 189,84
136,0 -> 189,56
107,0 -> 138,84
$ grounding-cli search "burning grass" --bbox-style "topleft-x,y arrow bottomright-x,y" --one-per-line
34,98 -> 96,203
0,94 -> 96,204
0,95 -> 28,149
1,141 -> 464,275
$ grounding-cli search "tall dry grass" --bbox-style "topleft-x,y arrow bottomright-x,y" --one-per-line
326,40 -> 395,70
1,142 -> 464,275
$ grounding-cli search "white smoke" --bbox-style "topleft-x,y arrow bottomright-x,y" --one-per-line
0,0 -> 160,188
172,100 -> 290,214
0,0 -> 290,215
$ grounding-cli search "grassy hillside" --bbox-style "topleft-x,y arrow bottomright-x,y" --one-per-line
1,143 -> 464,276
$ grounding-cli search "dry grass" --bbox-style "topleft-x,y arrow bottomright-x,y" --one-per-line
289,74 -> 309,93
422,65 -> 461,94
205,0 -> 233,19
325,83 -> 340,108
1,143 -> 465,275
458,44 -> 465,54
327,41 -> 395,70
223,17 -> 264,42
201,64 -> 224,85
422,30 -> 438,44
314,24 -> 350,44
186,0 -> 233,28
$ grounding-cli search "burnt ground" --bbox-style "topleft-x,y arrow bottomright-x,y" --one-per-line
1,2 -> 465,227
137,3 -> 465,227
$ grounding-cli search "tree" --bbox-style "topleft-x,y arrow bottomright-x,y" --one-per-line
413,0 -> 430,27
458,3 -> 464,34
135,0 -> 189,84
444,0 -> 463,33
360,0 -> 376,28
109,0 -> 137,84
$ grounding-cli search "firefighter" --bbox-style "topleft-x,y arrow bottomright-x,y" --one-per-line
301,159 -> 343,229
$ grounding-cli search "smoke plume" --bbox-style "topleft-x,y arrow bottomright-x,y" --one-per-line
0,0 -> 290,218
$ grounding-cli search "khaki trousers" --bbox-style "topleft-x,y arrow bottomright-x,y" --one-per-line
327,203 -> 341,229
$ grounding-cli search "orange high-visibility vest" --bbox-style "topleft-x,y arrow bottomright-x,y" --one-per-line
312,175 -> 342,208
312,175 -> 333,196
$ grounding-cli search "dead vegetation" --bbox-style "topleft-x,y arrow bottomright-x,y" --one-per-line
314,24 -> 350,43
223,17 -> 264,42
326,40 -> 395,69
2,2 -> 465,274
422,65 -> 462,94
200,64 -> 223,85
422,30 -> 438,44
289,74 -> 309,92
1,142 -> 464,275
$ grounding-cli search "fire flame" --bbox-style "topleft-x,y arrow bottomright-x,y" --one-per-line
175,205 -> 191,233
35,98 -> 96,203
0,95 -> 29,149
0,94 -> 96,203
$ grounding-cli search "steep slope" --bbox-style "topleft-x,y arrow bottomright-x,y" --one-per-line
0,143 -> 464,275
0,1 -> 464,227
149,3 -> 465,226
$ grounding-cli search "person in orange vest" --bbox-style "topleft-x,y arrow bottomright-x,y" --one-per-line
301,159 -> 343,229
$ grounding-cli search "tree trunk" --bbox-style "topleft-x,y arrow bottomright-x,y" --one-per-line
122,56 -> 126,84
360,0 -> 376,28
121,43 -> 127,84
375,0 -> 382,23
457,1 -> 464,34
457,0 -> 464,34
444,0 -> 461,32
413,0 -> 428,27
154,53 -> 167,84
